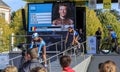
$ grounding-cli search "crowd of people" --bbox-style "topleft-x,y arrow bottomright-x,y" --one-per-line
2,48 -> 47,72
2,54 -> 75,72
3,55 -> 118,72
2,27 -> 119,72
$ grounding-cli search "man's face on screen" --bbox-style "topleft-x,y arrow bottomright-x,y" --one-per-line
59,6 -> 67,18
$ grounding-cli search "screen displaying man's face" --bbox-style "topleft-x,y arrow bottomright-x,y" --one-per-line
59,6 -> 67,18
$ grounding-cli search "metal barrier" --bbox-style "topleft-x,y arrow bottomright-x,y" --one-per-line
0,55 -> 22,66
0,39 -> 65,68
10,34 -> 63,52
0,40 -> 88,72
39,41 -> 88,72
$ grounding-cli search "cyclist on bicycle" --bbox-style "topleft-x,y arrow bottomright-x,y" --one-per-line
29,32 -> 47,67
107,26 -> 117,48
65,27 -> 80,49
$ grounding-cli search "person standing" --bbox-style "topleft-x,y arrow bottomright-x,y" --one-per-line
95,27 -> 102,54
21,48 -> 43,72
78,28 -> 84,43
60,55 -> 75,72
3,66 -> 18,72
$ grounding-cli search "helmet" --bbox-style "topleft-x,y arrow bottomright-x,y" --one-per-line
32,33 -> 39,38
106,25 -> 112,29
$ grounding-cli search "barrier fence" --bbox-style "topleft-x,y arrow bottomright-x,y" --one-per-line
0,38 -> 90,72
10,34 -> 63,52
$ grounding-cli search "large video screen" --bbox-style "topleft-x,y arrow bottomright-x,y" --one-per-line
28,3 -> 75,32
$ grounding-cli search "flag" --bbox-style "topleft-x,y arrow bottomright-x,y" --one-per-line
103,0 -> 111,9
32,27 -> 37,31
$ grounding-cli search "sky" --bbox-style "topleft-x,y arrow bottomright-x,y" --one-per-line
3,0 -> 26,12
2,0 -> 120,13
97,3 -> 120,11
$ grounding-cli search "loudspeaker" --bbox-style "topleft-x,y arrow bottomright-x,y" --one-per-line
21,9 -> 27,31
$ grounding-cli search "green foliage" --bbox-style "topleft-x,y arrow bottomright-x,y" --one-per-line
110,9 -> 120,21
94,9 -> 103,16
98,11 -> 120,42
11,9 -> 26,44
12,9 -> 26,34
86,8 -> 104,38
0,17 -> 13,52
86,8 -> 120,48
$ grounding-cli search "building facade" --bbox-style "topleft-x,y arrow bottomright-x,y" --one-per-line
0,0 -> 11,24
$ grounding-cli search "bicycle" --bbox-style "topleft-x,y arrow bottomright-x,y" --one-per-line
100,38 -> 120,54
65,42 -> 83,56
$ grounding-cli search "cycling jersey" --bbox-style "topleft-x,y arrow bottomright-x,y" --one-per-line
30,39 -> 46,56
110,31 -> 117,39
74,30 -> 79,37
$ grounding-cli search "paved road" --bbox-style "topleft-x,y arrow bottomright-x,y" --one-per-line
87,53 -> 120,72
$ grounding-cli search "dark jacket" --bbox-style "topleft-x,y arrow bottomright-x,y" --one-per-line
95,30 -> 102,40
21,59 -> 43,72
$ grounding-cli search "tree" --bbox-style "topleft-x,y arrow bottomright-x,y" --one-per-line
110,9 -> 120,21
98,11 -> 120,42
0,17 -> 13,52
94,9 -> 103,16
86,8 -> 104,37
11,9 -> 26,45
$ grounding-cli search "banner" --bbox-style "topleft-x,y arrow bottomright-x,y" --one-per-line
0,53 -> 9,69
88,0 -> 96,10
87,36 -> 96,54
103,0 -> 111,9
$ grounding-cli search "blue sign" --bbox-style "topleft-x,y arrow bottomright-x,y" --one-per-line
28,3 -> 75,32
87,36 -> 96,54
0,53 -> 9,69
28,3 -> 52,32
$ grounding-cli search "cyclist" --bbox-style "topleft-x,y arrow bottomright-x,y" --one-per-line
108,27 -> 117,41
107,26 -> 117,51
29,32 -> 47,67
65,27 -> 80,49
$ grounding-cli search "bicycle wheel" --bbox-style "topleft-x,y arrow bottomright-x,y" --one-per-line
100,43 -> 111,54
116,43 -> 120,54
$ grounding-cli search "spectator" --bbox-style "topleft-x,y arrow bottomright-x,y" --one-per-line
3,66 -> 18,72
30,67 -> 46,72
78,28 -> 84,43
100,60 -> 117,72
60,55 -> 75,72
21,48 -> 43,72
95,27 -> 102,54
98,63 -> 103,72
52,3 -> 73,25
